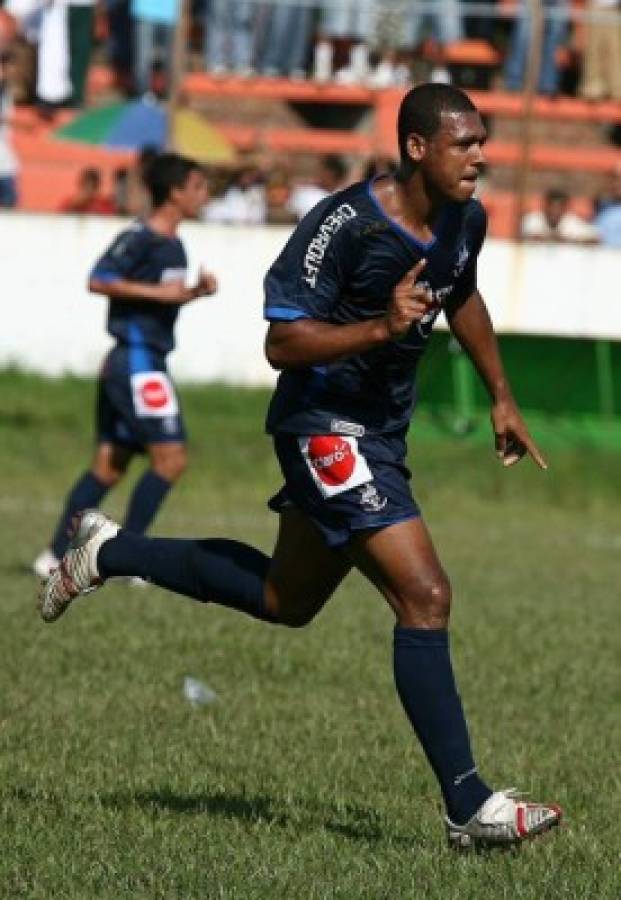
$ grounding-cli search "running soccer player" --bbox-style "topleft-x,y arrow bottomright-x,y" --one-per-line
33,153 -> 217,578
39,85 -> 561,850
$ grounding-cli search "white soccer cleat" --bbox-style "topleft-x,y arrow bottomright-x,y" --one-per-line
38,509 -> 119,623
32,548 -> 59,579
446,788 -> 562,851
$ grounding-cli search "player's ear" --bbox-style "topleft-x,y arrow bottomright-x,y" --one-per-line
405,132 -> 426,164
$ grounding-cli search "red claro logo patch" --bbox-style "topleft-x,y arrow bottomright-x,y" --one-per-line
141,378 -> 168,410
308,436 -> 355,486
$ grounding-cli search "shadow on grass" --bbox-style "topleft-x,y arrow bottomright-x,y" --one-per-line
99,788 -> 414,847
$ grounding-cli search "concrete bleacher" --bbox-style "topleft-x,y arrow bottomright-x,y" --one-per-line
12,64 -> 621,235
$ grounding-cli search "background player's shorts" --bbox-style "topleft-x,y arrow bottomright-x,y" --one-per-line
96,347 -> 186,450
268,429 -> 420,547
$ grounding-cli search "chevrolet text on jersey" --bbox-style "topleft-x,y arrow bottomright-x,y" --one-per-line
302,203 -> 357,289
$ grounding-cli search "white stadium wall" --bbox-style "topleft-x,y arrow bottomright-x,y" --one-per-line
0,212 -> 619,385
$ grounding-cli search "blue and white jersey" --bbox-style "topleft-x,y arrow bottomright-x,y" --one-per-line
91,221 -> 188,356
264,178 -> 487,436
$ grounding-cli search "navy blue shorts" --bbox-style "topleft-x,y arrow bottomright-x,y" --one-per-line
268,429 -> 420,548
96,346 -> 186,450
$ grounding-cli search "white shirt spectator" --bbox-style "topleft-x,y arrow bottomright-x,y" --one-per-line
204,184 -> 267,226
521,210 -> 598,242
287,184 -> 330,221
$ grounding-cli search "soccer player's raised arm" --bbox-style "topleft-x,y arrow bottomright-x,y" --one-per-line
446,289 -> 547,470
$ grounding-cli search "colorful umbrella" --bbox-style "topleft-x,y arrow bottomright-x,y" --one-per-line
53,99 -> 236,164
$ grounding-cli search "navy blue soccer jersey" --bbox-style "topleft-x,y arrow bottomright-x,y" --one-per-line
264,177 -> 487,436
90,222 -> 188,355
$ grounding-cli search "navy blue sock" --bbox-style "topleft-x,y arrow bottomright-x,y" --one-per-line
123,470 -> 172,533
51,471 -> 110,558
394,626 -> 492,825
98,531 -> 274,622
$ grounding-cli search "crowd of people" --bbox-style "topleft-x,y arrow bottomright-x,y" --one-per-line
0,1 -> 620,108
50,149 -> 621,248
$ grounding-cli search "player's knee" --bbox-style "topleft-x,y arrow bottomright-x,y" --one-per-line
91,463 -> 124,488
152,449 -> 188,482
400,572 -> 452,626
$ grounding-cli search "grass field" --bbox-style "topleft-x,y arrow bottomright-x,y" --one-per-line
1,371 -> 620,899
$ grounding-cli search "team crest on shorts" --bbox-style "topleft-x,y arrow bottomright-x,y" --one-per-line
298,434 -> 372,499
358,482 -> 387,513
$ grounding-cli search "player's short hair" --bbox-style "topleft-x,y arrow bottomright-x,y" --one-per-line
143,152 -> 203,208
397,83 -> 478,162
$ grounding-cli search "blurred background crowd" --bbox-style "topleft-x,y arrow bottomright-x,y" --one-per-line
0,0 -> 620,243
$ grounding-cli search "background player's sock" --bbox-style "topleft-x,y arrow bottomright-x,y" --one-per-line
98,531 -> 274,622
123,470 -> 172,533
393,626 -> 492,825
51,471 -> 110,558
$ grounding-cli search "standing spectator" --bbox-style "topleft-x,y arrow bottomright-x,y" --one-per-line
314,0 -> 374,84
580,0 -> 621,102
32,0 -> 93,108
258,3 -> 313,79
58,167 -> 116,214
521,188 -> 598,242
594,166 -> 621,247
504,0 -> 569,96
204,1 -> 255,77
0,20 -> 18,208
131,0 -> 175,96
104,0 -> 134,95
68,0 -> 95,106
287,154 -> 348,221
36,0 -> 71,111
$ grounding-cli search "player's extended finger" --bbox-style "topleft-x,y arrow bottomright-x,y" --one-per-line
407,258 -> 427,283
521,433 -> 548,470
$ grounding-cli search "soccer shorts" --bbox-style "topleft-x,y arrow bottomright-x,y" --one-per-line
268,429 -> 420,547
96,346 -> 186,450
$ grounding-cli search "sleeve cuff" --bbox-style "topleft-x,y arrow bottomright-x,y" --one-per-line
264,305 -> 311,322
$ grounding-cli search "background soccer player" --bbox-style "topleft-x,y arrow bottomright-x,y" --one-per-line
33,153 -> 218,578
39,85 -> 561,850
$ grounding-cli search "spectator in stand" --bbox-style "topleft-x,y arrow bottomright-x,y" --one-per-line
203,163 -> 266,225
594,165 -> 621,247
258,3 -> 313,79
105,0 -> 134,96
0,21 -> 18,208
521,188 -> 598,242
34,0 -> 94,111
314,0 -> 374,84
59,167 -> 115,215
287,154 -> 348,221
580,0 -> 621,102
67,0 -> 95,106
131,0 -> 175,96
504,0 -> 569,96
462,0 -> 497,42
401,0 -> 465,84
204,1 -> 256,77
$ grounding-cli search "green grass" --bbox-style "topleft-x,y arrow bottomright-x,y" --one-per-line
1,372 -> 620,899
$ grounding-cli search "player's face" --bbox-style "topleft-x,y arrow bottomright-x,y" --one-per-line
423,111 -> 487,202
175,169 -> 209,218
